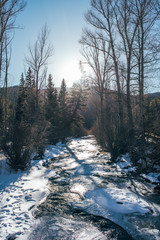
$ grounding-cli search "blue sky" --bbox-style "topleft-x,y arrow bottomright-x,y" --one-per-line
9,0 -> 91,87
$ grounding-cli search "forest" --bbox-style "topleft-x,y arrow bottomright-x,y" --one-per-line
0,1 -> 160,239
0,0 -> 160,172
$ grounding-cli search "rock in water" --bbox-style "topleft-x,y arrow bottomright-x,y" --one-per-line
154,184 -> 160,194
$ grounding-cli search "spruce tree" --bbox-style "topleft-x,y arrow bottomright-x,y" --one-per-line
15,73 -> 26,122
24,68 -> 36,124
2,73 -> 31,170
24,67 -> 47,158
45,74 -> 59,144
68,82 -> 87,137
25,67 -> 35,88
58,79 -> 68,143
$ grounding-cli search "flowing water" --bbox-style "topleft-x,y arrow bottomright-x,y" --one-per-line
27,136 -> 160,240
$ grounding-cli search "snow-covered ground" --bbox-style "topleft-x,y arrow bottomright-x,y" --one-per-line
140,172 -> 159,183
0,146 -> 61,240
0,136 -> 160,239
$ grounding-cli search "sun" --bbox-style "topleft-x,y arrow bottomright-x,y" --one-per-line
61,59 -> 82,87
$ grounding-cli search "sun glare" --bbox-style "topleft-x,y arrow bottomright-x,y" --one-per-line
61,59 -> 82,87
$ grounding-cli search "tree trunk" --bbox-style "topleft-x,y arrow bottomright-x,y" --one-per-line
126,56 -> 134,141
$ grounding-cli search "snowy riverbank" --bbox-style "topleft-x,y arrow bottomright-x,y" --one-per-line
0,136 -> 160,239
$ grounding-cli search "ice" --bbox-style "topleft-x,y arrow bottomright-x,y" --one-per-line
0,135 -> 160,239
139,228 -> 160,240
85,188 -> 151,214
22,216 -> 107,240
70,183 -> 87,198
141,172 -> 159,183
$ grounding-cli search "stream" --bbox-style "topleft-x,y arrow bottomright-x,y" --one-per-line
27,135 -> 160,240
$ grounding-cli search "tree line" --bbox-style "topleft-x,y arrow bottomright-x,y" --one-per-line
0,0 -> 88,169
0,68 -> 87,169
0,0 -> 160,172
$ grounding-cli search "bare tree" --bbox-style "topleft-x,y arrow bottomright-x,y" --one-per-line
25,24 -> 54,107
114,0 -> 139,141
83,0 -> 126,153
0,0 -> 26,132
83,0 -> 160,162
131,0 -> 160,168
80,29 -> 112,147
134,0 -> 160,141
0,0 -> 26,82
3,33 -> 12,129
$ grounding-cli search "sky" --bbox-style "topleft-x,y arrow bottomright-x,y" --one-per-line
9,0 -> 91,87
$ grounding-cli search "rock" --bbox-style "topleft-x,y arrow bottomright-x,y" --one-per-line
28,204 -> 35,211
123,166 -> 129,169
42,160 -> 48,167
33,155 -> 43,160
7,234 -> 17,240
116,201 -> 123,204
158,175 -> 160,182
154,184 -> 160,194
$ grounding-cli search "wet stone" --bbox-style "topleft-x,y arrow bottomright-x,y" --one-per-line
116,201 -> 123,204
154,184 -> 160,194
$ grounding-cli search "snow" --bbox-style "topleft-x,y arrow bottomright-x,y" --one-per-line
70,183 -> 86,198
0,149 -> 58,239
23,216 -> 107,240
139,228 -> 160,240
116,153 -> 137,173
85,188 -> 151,214
0,136 -> 160,239
141,172 -> 160,183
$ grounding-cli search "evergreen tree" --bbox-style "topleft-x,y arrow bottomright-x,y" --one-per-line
25,67 -> 35,88
58,79 -> 68,143
145,98 -> 160,137
24,68 -> 36,124
2,74 -> 31,170
68,82 -> 87,137
45,74 -> 59,144
15,73 -> 26,122
24,68 -> 47,158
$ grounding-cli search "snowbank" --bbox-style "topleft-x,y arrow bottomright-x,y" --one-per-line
0,146 -> 59,240
116,154 -> 137,173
